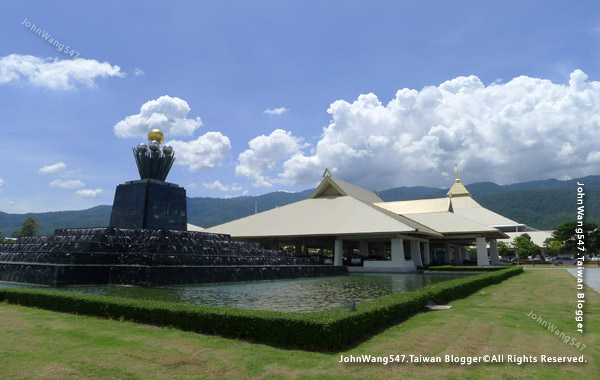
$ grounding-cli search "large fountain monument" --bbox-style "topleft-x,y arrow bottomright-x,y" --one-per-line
0,130 -> 347,286
109,129 -> 186,230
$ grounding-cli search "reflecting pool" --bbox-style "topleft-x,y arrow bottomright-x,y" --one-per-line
0,273 -> 468,313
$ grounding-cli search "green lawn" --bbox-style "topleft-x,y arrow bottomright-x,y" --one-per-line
0,269 -> 598,380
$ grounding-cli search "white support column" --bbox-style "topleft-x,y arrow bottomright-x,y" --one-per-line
410,240 -> 423,267
359,241 -> 369,257
476,237 -> 490,266
391,238 -> 412,267
489,239 -> 501,265
334,238 -> 343,266
452,246 -> 462,265
423,242 -> 431,265
363,238 -> 415,270
460,247 -> 468,263
444,241 -> 451,264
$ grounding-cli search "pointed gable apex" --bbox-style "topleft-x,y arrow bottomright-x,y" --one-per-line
447,167 -> 472,198
310,176 -> 383,203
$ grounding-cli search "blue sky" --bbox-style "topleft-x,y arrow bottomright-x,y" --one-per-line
1,1 -> 599,212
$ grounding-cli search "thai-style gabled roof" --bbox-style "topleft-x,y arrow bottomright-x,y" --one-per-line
377,195 -> 519,228
401,211 -> 507,238
375,197 -> 452,214
207,195 -> 441,238
449,196 -> 520,226
206,171 -> 519,241
310,176 -> 383,203
503,230 -> 554,247
447,168 -> 471,198
187,223 -> 205,231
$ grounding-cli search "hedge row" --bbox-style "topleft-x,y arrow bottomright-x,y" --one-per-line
0,267 -> 523,350
427,265 -> 508,272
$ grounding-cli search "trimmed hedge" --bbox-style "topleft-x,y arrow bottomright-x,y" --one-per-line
510,261 -> 552,265
0,267 -> 522,350
427,265 -> 507,272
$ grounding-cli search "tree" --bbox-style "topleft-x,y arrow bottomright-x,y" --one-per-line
512,233 -> 540,258
543,237 -> 564,256
11,217 -> 43,237
551,221 -> 599,255
497,241 -> 514,257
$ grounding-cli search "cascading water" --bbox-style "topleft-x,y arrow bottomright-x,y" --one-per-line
0,227 -> 345,286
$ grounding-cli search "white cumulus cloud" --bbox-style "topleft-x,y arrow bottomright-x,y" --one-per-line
0,54 -> 124,90
264,107 -> 289,115
76,189 -> 102,198
114,95 -> 203,139
253,70 -> 600,189
50,179 -> 85,189
0,177 -> 3,192
235,129 -> 304,187
168,132 -> 231,171
38,162 -> 67,176
202,180 -> 243,192
203,180 -> 229,191
134,67 -> 145,76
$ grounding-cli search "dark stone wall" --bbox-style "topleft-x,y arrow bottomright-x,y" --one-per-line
109,180 -> 187,231
0,228 -> 348,286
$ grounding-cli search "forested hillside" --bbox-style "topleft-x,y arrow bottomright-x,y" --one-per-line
1,176 -> 598,235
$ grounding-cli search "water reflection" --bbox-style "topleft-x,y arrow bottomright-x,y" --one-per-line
0,273 -> 466,313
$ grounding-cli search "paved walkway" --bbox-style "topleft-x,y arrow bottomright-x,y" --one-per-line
566,268 -> 600,293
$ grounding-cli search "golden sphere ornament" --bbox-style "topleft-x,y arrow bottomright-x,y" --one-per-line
148,129 -> 164,144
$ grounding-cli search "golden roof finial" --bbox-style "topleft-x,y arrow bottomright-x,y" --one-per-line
447,166 -> 471,198
148,129 -> 165,144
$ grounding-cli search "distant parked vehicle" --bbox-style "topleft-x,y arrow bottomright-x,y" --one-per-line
589,256 -> 600,262
350,256 -> 363,266
552,256 -> 577,266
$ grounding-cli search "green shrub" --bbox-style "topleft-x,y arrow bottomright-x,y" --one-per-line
0,267 -> 522,350
427,265 -> 506,272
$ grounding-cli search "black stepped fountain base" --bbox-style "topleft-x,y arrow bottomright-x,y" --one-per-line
0,228 -> 347,286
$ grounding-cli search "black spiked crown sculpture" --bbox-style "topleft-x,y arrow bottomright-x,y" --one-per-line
109,128 -> 187,230
133,129 -> 176,181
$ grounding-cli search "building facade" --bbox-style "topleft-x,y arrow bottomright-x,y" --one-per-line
208,171 -> 534,270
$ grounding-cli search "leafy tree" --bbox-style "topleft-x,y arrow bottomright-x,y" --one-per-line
11,217 -> 43,237
551,221 -> 599,255
497,241 -> 514,257
512,233 -> 540,258
543,237 -> 565,256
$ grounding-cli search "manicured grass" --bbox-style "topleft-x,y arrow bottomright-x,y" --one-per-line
0,269 -> 598,379
0,268 -> 522,350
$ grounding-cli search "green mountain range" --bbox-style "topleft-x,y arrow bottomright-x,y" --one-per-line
1,176 -> 598,236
